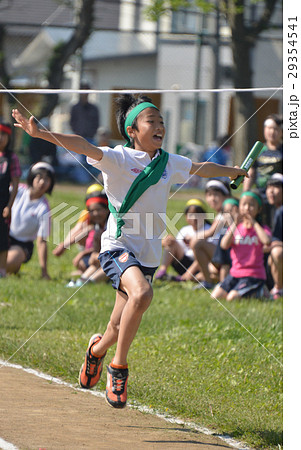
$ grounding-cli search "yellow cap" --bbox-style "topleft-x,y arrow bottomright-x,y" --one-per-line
86,183 -> 103,195
185,198 -> 207,212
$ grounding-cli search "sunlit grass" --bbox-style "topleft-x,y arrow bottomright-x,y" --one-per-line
0,185 -> 282,449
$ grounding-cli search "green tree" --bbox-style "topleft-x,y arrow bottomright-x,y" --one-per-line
146,0 -> 281,162
0,0 -> 95,120
39,0 -> 95,119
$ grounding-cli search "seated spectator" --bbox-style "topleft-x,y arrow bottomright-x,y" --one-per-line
155,198 -> 211,281
53,183 -> 104,257
191,179 -> 231,289
211,191 -> 271,301
66,191 -> 109,286
6,162 -> 55,279
265,173 -> 283,299
67,229 -> 108,287
211,197 -> 239,283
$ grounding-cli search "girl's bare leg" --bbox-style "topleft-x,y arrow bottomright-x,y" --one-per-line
92,266 -> 153,365
193,240 -> 215,283
113,265 -> 153,366
6,246 -> 26,274
211,285 -> 227,299
92,289 -> 128,356
158,239 -> 185,271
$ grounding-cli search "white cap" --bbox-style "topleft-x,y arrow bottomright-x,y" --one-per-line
31,162 -> 55,174
205,179 -> 230,195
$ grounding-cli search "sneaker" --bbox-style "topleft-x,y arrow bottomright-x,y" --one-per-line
193,281 -> 214,290
171,275 -> 184,282
79,334 -> 106,389
106,363 -> 129,409
75,278 -> 84,287
155,269 -> 167,280
270,287 -> 283,300
66,279 -> 76,287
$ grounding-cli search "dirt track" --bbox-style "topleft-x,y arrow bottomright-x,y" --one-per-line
0,366 -> 236,450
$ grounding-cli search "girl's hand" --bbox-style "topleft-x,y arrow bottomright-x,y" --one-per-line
12,109 -> 39,138
2,206 -> 11,219
242,213 -> 255,228
229,166 -> 248,181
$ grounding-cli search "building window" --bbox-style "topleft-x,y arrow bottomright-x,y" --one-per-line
171,3 -> 205,34
179,98 -> 207,147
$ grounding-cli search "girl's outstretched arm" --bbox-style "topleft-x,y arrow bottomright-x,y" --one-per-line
190,161 -> 248,181
12,109 -> 103,161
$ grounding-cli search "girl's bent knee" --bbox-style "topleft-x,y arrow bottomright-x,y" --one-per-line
131,285 -> 153,312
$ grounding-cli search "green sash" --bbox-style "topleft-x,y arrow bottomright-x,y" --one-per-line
108,149 -> 169,238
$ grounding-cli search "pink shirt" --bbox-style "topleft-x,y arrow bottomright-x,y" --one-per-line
229,223 -> 271,280
85,229 -> 95,250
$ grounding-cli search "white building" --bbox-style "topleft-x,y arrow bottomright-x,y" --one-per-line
3,0 -> 283,158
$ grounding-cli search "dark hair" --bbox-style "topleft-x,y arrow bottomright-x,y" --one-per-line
217,134 -> 231,148
205,179 -> 231,196
184,204 -> 211,225
0,122 -> 12,154
27,164 -> 55,195
115,94 -> 153,146
264,114 -> 283,128
86,192 -> 109,209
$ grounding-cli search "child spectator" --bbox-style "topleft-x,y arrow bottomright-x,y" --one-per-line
211,191 -> 271,301
53,183 -> 104,257
12,97 -> 246,409
265,173 -> 283,299
211,197 -> 239,283
244,114 -> 283,227
67,191 -> 109,287
6,162 -> 55,279
0,122 -> 22,278
191,179 -> 231,289
155,198 -> 211,282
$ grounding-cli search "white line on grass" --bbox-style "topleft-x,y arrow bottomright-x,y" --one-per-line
0,359 -> 251,450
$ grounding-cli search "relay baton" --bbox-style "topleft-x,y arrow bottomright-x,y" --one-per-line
230,141 -> 264,190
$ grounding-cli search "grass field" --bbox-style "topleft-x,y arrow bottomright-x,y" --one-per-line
0,185 -> 283,449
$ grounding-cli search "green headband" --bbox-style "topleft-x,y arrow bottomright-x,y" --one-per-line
124,102 -> 159,147
240,191 -> 262,207
223,198 -> 239,207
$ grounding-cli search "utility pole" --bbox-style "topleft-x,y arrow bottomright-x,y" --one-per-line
212,1 -> 220,140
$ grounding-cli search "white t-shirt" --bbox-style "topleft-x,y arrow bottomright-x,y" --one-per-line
10,184 -> 51,242
87,145 -> 192,267
176,223 -> 211,259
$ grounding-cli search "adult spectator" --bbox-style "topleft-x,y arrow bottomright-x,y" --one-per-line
28,117 -> 58,167
202,134 -> 233,167
70,82 -> 100,144
70,82 -> 100,183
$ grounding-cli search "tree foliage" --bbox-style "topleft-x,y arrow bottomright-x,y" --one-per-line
39,0 -> 95,118
146,0 -> 281,160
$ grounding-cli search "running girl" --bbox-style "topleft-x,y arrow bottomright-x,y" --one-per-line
12,95 -> 247,408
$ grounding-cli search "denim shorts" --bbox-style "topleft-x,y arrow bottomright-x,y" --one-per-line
98,248 -> 157,292
220,274 -> 265,298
